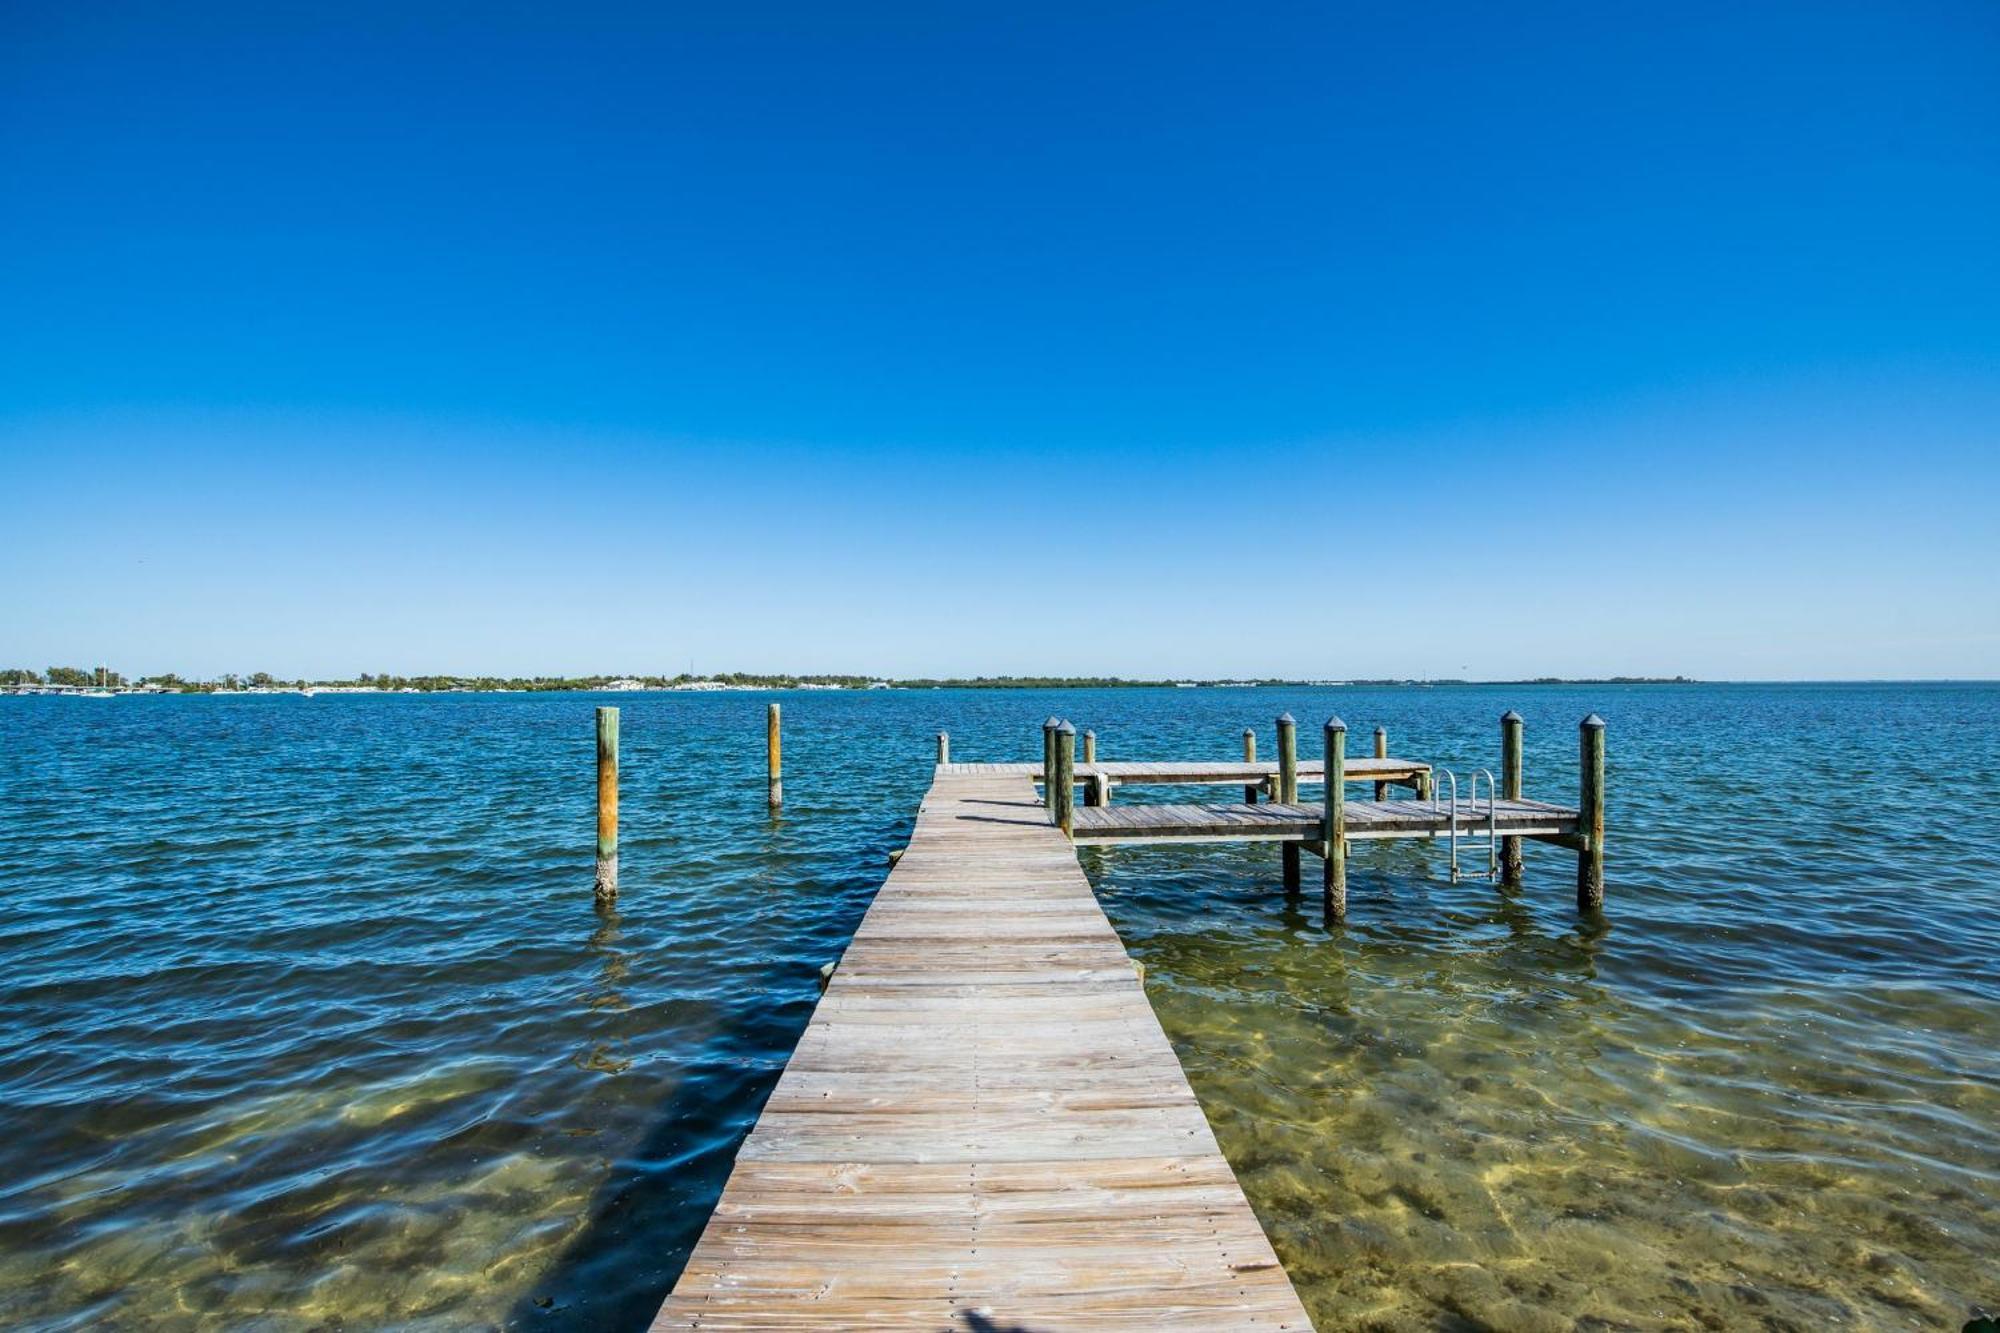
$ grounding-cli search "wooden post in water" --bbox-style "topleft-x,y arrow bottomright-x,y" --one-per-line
766,703 -> 783,808
1083,729 -> 1097,765
937,731 -> 949,765
1577,714 -> 1605,910
1242,728 -> 1258,803
1323,717 -> 1347,919
1500,711 -> 1525,887
1277,712 -> 1299,891
1373,726 -> 1389,800
1042,717 -> 1059,806
1053,720 -> 1077,838
595,706 -> 619,900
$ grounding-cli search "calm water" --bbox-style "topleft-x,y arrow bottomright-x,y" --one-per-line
2,685 -> 1996,1330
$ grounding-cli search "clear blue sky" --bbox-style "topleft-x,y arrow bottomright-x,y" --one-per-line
3,3 -> 1995,680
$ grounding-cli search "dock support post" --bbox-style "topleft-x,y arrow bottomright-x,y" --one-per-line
1042,717 -> 1059,806
1323,717 -> 1347,920
595,706 -> 618,900
1277,712 -> 1299,891
937,731 -> 949,765
1083,729 -> 1097,765
1054,720 -> 1076,838
1578,714 -> 1606,910
767,702 -> 783,808
1242,728 -> 1258,803
1500,711 -> 1524,887
1373,726 -> 1389,800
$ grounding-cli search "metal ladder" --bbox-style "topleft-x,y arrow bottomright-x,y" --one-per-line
1430,768 -> 1499,883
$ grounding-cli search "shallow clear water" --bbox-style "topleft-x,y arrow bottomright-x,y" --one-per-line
1,685 -> 1995,1330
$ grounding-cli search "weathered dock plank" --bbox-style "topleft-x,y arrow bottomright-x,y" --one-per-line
653,772 -> 1311,1332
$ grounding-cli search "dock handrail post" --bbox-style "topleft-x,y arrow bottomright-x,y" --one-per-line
595,706 -> 619,900
1277,713 -> 1300,891
1083,729 -> 1097,765
1578,714 -> 1606,910
1373,725 -> 1389,800
1042,717 -> 1059,806
1324,717 -> 1347,919
1242,728 -> 1258,803
937,731 -> 949,765
767,702 -> 783,808
1054,721 -> 1076,838
1500,711 -> 1525,887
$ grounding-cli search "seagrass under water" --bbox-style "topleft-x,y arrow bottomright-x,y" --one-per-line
1,684 -> 1994,1329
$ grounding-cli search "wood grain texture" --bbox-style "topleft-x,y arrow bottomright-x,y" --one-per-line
653,772 -> 1312,1331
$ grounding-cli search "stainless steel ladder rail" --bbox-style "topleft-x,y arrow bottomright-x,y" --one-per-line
1429,767 -> 1500,883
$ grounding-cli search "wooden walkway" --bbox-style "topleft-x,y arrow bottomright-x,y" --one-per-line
653,771 -> 1312,1331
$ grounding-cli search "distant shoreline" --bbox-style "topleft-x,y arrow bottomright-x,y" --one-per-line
9,672 -> 1704,696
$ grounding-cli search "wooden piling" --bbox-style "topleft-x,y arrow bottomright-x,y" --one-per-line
595,706 -> 618,899
1277,713 -> 1299,891
1323,717 -> 1347,919
1578,714 -> 1605,910
1242,728 -> 1258,803
1083,729 -> 1097,765
1500,711 -> 1525,887
937,731 -> 949,765
1053,720 -> 1077,838
1042,717 -> 1059,806
767,702 -> 783,808
1373,726 -> 1389,800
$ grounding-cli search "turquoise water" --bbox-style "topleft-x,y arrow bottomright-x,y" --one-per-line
1,684 -> 1995,1329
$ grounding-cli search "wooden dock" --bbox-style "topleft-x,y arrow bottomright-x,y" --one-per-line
653,769 -> 1313,1331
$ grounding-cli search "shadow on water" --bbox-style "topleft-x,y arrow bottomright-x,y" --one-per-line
506,815 -> 910,1332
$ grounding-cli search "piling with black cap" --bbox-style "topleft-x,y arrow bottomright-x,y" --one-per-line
1053,720 -> 1077,837
1042,717 -> 1059,805
1324,717 -> 1347,918
1578,714 -> 1605,909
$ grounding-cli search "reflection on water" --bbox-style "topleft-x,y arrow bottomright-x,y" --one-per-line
1,684 -> 1996,1329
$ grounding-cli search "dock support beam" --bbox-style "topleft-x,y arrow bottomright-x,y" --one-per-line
595,706 -> 618,900
1373,726 -> 1389,800
1277,713 -> 1299,891
1578,714 -> 1606,910
1053,721 -> 1076,838
1323,717 -> 1347,920
1500,711 -> 1524,887
1042,717 -> 1059,806
1083,729 -> 1097,765
937,731 -> 949,765
1242,728 -> 1258,803
767,702 -> 783,808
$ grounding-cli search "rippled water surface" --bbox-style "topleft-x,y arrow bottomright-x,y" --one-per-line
2,685 -> 1996,1330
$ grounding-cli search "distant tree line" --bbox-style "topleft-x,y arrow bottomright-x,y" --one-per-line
4,666 -> 1700,692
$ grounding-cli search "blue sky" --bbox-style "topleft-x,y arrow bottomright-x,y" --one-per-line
3,3 -> 1996,679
